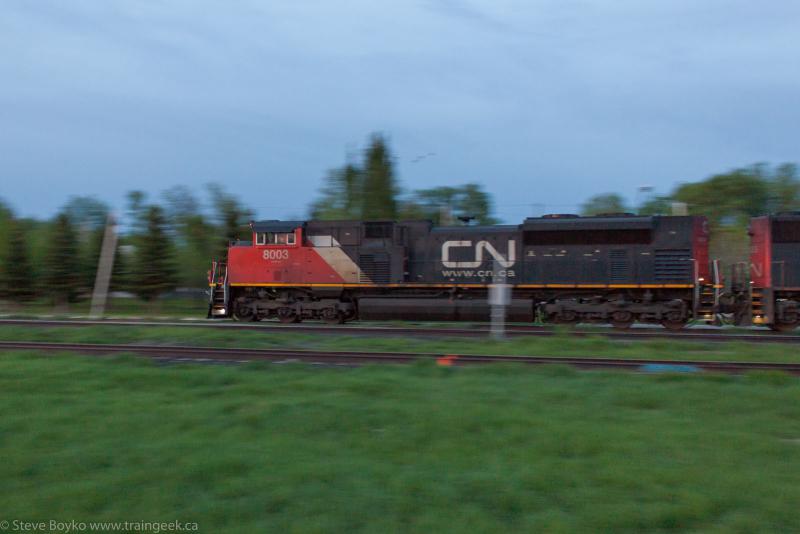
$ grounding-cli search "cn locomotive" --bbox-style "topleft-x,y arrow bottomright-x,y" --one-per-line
746,212 -> 800,331
208,213 -> 759,330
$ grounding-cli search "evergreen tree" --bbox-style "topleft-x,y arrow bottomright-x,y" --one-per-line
310,164 -> 363,219
361,134 -> 398,219
0,199 -> 13,264
110,240 -> 131,293
42,213 -> 80,304
2,220 -> 35,300
131,206 -> 176,301
163,186 -> 214,287
207,184 -> 252,260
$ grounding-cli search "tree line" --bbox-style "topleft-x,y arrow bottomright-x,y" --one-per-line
0,133 -> 498,306
310,133 -> 498,225
580,162 -> 800,265
0,185 -> 252,306
2,129 -> 798,307
581,163 -> 800,222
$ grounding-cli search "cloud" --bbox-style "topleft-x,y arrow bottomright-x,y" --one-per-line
1,0 -> 799,220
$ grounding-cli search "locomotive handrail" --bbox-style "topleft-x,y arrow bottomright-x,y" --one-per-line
773,261 -> 786,287
207,260 -> 218,306
692,258 -> 700,317
222,262 -> 229,313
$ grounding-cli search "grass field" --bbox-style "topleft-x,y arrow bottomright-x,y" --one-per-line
1,352 -> 799,532
0,296 -> 208,318
0,324 -> 797,363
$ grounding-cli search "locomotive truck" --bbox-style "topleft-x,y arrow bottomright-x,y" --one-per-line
208,213 -> 741,330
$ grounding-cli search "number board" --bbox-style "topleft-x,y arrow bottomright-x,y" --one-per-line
263,249 -> 290,261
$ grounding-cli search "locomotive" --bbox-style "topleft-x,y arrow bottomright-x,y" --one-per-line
746,212 -> 800,331
206,213 -> 756,330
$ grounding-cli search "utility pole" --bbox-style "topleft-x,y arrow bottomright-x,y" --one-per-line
89,214 -> 118,317
488,259 -> 511,339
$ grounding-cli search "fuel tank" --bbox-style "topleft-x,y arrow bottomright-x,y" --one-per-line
357,297 -> 534,322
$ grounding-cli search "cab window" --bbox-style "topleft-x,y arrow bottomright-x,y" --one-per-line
256,232 -> 296,246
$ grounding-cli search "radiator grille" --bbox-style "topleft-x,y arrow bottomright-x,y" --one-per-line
655,249 -> 692,281
359,253 -> 390,283
609,249 -> 630,282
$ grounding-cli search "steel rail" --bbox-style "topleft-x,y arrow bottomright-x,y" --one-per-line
0,318 -> 798,344
2,341 -> 799,375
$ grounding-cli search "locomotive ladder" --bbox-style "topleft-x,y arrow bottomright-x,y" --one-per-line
750,289 -> 766,325
696,260 -> 722,324
208,261 -> 229,318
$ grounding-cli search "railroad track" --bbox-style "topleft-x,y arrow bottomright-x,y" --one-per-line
2,341 -> 799,375
1,318 -> 799,344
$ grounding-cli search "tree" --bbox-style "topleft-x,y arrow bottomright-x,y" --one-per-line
404,184 -> 499,224
163,186 -> 214,287
672,167 -> 768,227
581,193 -> 630,216
58,197 -> 112,296
42,213 -> 80,305
207,184 -> 253,260
308,133 -> 501,225
310,164 -> 363,220
110,239 -> 132,293
767,163 -> 800,213
131,206 -> 176,301
63,196 -> 108,231
637,196 -> 673,215
361,134 -> 398,219
2,220 -> 35,300
0,199 -> 14,276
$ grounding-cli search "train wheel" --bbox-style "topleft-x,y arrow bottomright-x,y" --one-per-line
552,311 -> 579,327
321,308 -> 344,325
661,319 -> 687,331
232,301 -> 255,322
660,310 -> 687,331
277,307 -> 300,324
770,310 -> 799,332
610,311 -> 634,330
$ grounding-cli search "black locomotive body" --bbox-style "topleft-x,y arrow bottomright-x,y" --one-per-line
747,213 -> 800,331
212,214 -> 712,329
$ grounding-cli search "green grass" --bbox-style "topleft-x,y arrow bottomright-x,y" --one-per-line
0,324 -> 797,363
0,296 -> 208,318
1,352 -> 800,532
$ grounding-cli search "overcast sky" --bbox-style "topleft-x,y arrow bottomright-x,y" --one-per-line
1,0 -> 798,222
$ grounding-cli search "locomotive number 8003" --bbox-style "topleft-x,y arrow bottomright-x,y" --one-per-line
263,249 -> 290,261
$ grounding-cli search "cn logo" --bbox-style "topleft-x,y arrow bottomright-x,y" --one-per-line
442,240 -> 516,268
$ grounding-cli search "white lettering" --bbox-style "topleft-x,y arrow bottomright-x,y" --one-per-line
442,240 -> 516,268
